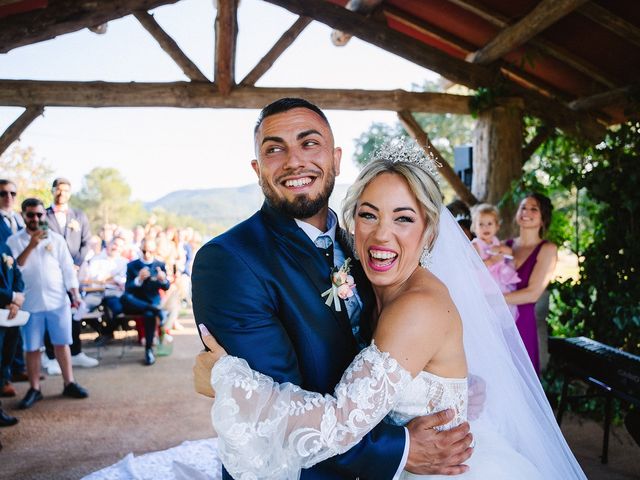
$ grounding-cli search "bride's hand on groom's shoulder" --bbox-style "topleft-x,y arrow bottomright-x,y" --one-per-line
405,409 -> 473,475
193,324 -> 227,399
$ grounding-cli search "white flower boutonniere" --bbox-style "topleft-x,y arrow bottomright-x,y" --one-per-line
321,258 -> 356,312
2,253 -> 13,268
44,242 -> 54,253
68,219 -> 81,232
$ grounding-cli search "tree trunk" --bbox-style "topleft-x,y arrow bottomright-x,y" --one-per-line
472,104 -> 523,236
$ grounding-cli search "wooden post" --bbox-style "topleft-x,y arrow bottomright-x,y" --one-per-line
472,102 -> 523,234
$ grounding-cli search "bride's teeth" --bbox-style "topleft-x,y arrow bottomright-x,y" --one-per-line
285,178 -> 312,187
370,250 -> 397,260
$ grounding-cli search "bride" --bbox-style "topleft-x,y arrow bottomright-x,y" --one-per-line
196,141 -> 586,479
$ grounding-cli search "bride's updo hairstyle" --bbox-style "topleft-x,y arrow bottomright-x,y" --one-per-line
342,139 -> 443,252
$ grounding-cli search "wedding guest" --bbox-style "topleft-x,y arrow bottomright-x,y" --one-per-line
0,179 -> 28,383
504,193 -> 558,374
121,237 -> 170,366
471,203 -> 520,318
44,177 -> 98,371
7,198 -> 88,409
0,241 -> 24,405
79,236 -> 127,345
446,199 -> 473,240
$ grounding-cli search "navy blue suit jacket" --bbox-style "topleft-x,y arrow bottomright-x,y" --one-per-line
124,259 -> 170,305
0,212 -> 23,245
0,243 -> 24,309
192,202 -> 405,479
45,206 -> 91,266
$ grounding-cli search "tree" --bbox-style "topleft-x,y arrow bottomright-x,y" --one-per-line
0,144 -> 53,205
352,80 -> 474,202
71,167 -> 144,230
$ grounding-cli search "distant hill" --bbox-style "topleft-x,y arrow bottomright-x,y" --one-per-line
145,183 -> 351,229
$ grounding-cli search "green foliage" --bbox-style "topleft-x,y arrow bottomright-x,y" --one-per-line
0,145 -> 53,206
468,85 -> 505,118
72,167 -> 136,230
527,121 -> 640,422
352,80 -> 474,202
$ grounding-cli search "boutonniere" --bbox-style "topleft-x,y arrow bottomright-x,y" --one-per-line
321,258 -> 356,312
2,253 -> 13,268
44,242 -> 53,253
68,219 -> 80,231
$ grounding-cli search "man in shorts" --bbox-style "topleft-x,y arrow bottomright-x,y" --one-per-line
7,198 -> 88,409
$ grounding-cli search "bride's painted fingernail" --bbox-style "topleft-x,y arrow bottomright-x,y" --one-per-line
198,324 -> 211,337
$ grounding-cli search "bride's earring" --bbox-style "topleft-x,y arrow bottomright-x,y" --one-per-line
419,246 -> 432,269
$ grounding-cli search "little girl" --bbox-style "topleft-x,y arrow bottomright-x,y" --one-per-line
471,203 -> 520,319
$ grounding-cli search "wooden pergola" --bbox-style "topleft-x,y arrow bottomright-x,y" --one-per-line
0,0 -> 638,206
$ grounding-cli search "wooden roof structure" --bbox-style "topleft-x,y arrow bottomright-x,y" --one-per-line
0,0 -> 638,202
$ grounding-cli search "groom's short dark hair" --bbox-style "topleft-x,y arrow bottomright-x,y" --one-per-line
254,98 -> 329,136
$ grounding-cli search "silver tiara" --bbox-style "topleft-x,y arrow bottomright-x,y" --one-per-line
369,137 -> 443,182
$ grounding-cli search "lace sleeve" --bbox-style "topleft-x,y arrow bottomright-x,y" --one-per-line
210,342 -> 412,480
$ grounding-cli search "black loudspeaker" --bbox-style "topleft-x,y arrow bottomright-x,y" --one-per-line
454,146 -> 473,189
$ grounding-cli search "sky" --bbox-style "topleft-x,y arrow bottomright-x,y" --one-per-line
0,0 -> 438,201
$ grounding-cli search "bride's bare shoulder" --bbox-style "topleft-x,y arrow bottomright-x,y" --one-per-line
379,269 -> 459,334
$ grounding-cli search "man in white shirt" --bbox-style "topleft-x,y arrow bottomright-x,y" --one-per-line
7,198 -> 89,409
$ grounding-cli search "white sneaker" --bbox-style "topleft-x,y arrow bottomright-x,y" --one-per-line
47,359 -> 62,376
71,352 -> 99,368
40,351 -> 51,368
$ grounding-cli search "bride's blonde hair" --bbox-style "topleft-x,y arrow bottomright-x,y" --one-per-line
342,141 -> 443,252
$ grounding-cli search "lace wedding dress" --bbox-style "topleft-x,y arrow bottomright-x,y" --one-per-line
209,342 -> 542,480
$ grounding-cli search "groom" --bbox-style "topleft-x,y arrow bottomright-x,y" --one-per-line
192,98 -> 473,479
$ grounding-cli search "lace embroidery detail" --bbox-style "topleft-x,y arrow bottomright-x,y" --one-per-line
386,371 -> 467,431
210,342 -> 412,480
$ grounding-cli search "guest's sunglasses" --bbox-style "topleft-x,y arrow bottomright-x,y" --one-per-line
25,212 -> 44,219
0,191 -> 17,198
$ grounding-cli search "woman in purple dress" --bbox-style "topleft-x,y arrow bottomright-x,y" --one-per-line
504,193 -> 558,374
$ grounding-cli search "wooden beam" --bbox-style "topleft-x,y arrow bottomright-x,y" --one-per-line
522,126 -> 551,162
448,0 -> 617,88
0,0 -> 179,53
0,80 -> 473,112
0,106 -> 44,156
134,11 -> 209,82
264,0 -> 604,141
384,5 -> 571,101
467,0 -> 588,65
579,2 -> 640,48
331,0 -> 384,46
265,0 -> 497,89
214,0 -> 238,95
569,84 -> 640,111
397,110 -> 478,206
240,16 -> 312,86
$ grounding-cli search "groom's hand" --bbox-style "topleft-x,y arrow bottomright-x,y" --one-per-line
405,409 -> 473,475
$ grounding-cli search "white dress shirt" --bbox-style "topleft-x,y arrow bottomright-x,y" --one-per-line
79,251 -> 128,297
295,211 -> 410,479
7,229 -> 79,313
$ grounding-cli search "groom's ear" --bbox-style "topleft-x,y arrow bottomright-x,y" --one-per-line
251,159 -> 261,181
333,147 -> 342,176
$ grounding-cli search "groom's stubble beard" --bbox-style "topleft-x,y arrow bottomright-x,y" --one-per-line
261,169 -> 336,220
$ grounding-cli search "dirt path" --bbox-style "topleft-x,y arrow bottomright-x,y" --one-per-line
0,315 -> 638,479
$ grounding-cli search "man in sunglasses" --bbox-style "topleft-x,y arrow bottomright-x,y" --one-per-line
6,198 -> 89,409
0,179 -> 27,395
0,179 -> 23,245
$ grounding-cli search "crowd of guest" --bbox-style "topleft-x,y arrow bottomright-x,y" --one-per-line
0,176 -> 201,449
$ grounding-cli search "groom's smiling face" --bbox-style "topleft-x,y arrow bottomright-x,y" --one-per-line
252,108 -> 342,225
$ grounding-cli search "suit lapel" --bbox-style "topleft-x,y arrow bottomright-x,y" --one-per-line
261,202 -> 353,334
46,208 -> 63,235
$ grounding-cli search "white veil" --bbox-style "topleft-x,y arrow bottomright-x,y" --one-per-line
430,207 -> 586,479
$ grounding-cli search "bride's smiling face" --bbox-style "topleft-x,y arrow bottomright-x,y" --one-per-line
354,172 -> 427,289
